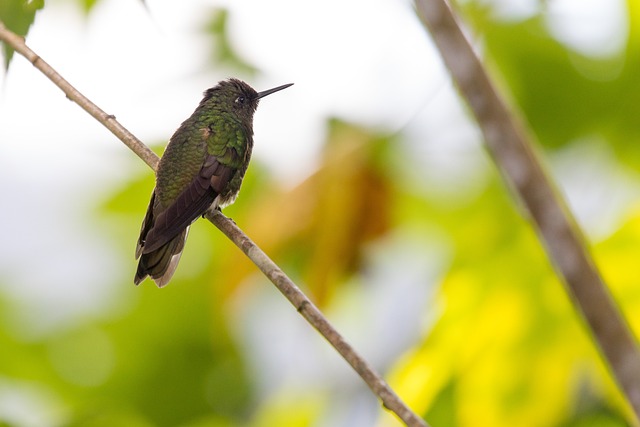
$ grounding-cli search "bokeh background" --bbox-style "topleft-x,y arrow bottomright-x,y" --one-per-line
1,0 -> 640,426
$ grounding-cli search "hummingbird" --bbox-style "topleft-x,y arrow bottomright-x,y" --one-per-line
134,78 -> 293,287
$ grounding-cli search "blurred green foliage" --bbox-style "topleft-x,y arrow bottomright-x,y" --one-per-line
459,0 -> 640,163
204,9 -> 258,77
383,1 -> 640,426
2,0 -> 640,426
0,0 -> 44,69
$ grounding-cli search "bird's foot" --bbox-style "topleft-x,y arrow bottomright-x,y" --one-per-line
203,206 -> 223,218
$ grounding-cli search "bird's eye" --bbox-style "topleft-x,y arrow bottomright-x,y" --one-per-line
235,96 -> 245,104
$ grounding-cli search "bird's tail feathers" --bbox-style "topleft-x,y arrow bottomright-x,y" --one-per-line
134,227 -> 189,287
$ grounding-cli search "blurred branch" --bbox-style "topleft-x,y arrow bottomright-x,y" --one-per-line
0,21 -> 428,427
415,0 -> 640,421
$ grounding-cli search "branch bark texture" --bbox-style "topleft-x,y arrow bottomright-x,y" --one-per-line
0,21 -> 428,427
206,210 -> 426,425
415,0 -> 640,420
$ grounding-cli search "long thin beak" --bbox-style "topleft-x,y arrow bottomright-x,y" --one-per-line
256,83 -> 294,99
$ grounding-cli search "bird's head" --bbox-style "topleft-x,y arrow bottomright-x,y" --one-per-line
200,78 -> 293,122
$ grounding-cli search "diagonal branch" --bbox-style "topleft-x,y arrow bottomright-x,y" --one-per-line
0,21 -> 428,427
0,31 -> 159,170
415,0 -> 640,421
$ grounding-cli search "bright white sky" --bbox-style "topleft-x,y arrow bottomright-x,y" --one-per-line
0,0 -> 629,335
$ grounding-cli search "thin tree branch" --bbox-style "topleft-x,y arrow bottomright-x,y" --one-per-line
0,21 -> 428,427
415,0 -> 640,420
206,209 -> 426,425
0,24 -> 158,170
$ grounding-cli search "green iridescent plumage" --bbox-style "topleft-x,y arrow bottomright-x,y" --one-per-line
134,78 -> 292,287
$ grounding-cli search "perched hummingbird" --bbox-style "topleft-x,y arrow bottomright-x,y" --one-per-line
134,78 -> 293,287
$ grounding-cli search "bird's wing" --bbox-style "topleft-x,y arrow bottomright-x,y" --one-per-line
135,190 -> 157,259
141,153 -> 236,254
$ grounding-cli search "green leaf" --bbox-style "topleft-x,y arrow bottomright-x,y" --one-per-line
79,0 -> 99,14
204,8 -> 258,76
0,0 -> 44,69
